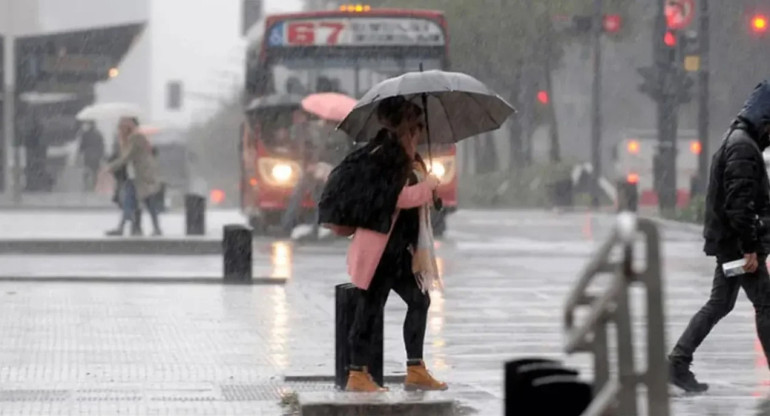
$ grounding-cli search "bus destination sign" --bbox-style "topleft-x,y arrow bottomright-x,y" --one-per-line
268,17 -> 445,47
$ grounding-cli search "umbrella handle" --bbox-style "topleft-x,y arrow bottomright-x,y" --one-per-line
433,193 -> 443,212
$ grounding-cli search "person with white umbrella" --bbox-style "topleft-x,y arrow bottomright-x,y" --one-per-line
102,117 -> 163,236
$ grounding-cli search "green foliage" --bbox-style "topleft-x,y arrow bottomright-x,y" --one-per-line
324,0 -> 634,94
669,195 -> 706,224
459,161 -> 577,208
184,95 -> 243,207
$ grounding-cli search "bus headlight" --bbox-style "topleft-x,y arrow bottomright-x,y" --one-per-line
271,164 -> 293,183
257,158 -> 301,188
429,156 -> 456,181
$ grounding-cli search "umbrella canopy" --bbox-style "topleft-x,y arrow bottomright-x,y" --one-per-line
301,92 -> 357,122
245,94 -> 303,114
338,70 -> 515,144
76,102 -> 144,121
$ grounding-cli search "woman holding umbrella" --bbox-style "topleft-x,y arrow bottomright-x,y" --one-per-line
319,96 -> 446,392
320,69 -> 515,393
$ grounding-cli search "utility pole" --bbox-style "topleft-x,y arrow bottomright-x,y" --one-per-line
3,0 -> 19,203
654,2 -> 680,216
590,0 -> 603,208
696,0 -> 710,196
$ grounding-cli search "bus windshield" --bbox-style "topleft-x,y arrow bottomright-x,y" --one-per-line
270,55 -> 443,97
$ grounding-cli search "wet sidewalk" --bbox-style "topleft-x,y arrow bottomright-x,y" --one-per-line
0,210 -> 767,415
0,209 -> 245,239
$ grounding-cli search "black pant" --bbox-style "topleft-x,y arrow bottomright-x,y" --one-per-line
349,253 -> 431,367
671,256 -> 770,364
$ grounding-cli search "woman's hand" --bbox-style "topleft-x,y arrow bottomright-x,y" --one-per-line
426,174 -> 441,190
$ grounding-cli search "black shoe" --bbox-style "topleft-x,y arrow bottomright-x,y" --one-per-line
669,358 -> 709,392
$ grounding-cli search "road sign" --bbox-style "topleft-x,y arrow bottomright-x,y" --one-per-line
665,0 -> 695,30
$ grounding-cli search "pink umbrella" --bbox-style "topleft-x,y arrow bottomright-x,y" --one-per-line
301,93 -> 357,122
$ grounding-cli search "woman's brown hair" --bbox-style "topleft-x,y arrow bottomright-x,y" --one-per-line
376,96 -> 424,139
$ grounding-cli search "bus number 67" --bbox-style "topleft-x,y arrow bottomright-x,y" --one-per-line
287,21 -> 346,45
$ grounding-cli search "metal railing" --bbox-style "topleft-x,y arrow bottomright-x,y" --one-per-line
563,213 -> 669,416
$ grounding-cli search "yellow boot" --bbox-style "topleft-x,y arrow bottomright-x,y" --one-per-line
404,361 -> 448,391
345,367 -> 388,393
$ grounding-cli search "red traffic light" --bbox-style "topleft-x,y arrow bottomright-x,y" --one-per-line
536,90 -> 549,105
603,14 -> 622,33
664,31 -> 677,47
752,14 -> 768,33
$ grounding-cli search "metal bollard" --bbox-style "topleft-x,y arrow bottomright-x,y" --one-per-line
530,378 -> 592,415
185,193 -> 206,235
616,180 -> 638,212
335,283 -> 384,389
223,224 -> 252,283
505,358 -> 590,416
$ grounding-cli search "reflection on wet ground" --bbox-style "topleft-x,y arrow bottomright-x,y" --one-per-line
270,240 -> 293,279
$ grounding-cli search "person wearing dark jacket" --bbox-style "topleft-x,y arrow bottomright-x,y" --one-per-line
78,122 -> 105,191
669,80 -> 770,393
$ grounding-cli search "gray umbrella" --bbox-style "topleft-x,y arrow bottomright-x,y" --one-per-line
245,93 -> 304,114
337,70 -> 516,144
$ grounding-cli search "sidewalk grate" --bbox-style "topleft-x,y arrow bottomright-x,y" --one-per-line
0,390 -> 70,402
221,384 -> 282,401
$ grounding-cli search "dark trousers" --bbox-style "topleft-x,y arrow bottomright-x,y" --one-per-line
121,181 -> 162,233
671,256 -> 770,364
349,254 -> 431,367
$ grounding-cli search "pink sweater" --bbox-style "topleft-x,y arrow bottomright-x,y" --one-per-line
347,181 -> 434,290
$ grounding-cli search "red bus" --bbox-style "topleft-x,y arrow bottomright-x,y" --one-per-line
241,5 -> 457,235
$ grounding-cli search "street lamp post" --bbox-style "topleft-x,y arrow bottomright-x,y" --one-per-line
590,0 -> 603,208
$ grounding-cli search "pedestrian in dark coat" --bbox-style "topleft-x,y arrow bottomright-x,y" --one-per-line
78,122 -> 105,191
669,80 -> 770,392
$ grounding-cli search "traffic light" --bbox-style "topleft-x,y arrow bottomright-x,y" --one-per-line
570,14 -> 624,34
664,31 -> 677,47
603,14 -> 622,34
637,66 -> 661,100
751,13 -> 768,35
537,90 -> 550,105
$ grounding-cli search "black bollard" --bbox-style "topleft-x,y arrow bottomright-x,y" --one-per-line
185,193 -> 206,235
505,358 -> 563,415
617,180 -> 638,212
335,283 -> 384,389
530,378 -> 592,415
505,358 -> 593,416
223,224 -> 252,283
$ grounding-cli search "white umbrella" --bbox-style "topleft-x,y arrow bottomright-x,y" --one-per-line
76,102 -> 144,121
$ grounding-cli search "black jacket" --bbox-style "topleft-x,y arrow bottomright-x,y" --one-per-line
317,129 -> 423,234
704,81 -> 770,258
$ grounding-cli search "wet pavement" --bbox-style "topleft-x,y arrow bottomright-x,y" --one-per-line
0,209 -> 767,415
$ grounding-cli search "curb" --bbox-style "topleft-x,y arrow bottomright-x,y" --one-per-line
285,374 -> 406,384
0,239 -> 222,255
650,217 -> 701,234
0,276 -> 288,285
298,391 -> 455,416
